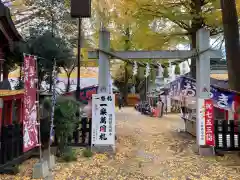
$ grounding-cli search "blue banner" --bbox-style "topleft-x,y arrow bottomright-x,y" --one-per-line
170,77 -> 235,110
181,77 -> 196,97
212,89 -> 235,110
170,78 -> 182,97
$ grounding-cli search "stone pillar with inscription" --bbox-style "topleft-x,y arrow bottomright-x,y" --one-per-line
196,29 -> 214,156
93,29 -> 115,154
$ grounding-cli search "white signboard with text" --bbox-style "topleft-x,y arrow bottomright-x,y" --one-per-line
91,94 -> 115,146
197,98 -> 205,145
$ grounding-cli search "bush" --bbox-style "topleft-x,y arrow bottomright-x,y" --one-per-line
62,147 -> 77,162
40,97 -> 51,149
82,148 -> 93,158
54,96 -> 80,154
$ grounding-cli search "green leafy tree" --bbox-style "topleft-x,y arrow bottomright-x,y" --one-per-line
120,0 -> 224,78
54,96 -> 79,154
23,30 -> 73,90
59,57 -> 76,92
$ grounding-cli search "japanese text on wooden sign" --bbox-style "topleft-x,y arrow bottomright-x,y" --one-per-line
91,94 -> 115,146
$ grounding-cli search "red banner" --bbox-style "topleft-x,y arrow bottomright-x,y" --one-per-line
204,99 -> 215,146
23,55 -> 38,152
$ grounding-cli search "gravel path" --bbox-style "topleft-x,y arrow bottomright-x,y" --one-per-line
2,107 -> 240,180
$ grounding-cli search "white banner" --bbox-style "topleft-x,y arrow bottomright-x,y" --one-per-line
91,94 -> 115,146
197,98 -> 205,145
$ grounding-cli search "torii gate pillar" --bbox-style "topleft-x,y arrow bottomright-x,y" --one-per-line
98,28 -> 111,93
196,29 -> 214,155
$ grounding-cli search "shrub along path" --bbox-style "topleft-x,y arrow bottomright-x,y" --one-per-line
1,107 -> 240,179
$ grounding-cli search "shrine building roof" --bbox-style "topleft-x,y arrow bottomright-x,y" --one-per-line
0,1 -> 22,41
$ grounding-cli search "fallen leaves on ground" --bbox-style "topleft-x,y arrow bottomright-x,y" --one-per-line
2,108 -> 240,179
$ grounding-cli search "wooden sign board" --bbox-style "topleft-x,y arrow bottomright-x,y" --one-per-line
71,0 -> 91,18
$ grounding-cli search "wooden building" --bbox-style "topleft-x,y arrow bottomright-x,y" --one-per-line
0,1 -> 26,171
0,0 -> 22,82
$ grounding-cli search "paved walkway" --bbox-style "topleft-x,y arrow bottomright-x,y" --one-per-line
2,107 -> 240,179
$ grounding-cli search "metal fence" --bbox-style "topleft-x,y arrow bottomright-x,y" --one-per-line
0,124 -> 23,165
215,120 -> 240,151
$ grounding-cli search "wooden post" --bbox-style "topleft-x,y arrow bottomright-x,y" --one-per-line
0,46 -> 4,81
0,98 -> 3,131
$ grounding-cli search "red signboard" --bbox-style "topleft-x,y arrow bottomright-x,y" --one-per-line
204,99 -> 215,146
23,55 -> 38,152
64,86 -> 98,101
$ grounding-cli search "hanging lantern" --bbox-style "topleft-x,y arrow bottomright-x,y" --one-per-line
71,0 -> 92,18
133,61 -> 138,76
145,63 -> 150,78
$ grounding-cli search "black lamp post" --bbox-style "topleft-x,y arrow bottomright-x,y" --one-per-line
71,0 -> 91,100
76,18 -> 82,100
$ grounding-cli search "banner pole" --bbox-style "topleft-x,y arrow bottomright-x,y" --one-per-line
35,56 -> 42,162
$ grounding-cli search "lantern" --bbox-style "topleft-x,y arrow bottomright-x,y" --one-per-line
71,0 -> 92,18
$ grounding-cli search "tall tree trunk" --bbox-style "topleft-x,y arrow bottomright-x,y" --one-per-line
220,0 -> 240,91
19,64 -> 23,80
123,27 -> 131,105
66,73 -> 71,92
190,32 -> 197,79
3,63 -> 9,80
123,63 -> 129,104
189,0 -> 204,79
49,72 -> 53,92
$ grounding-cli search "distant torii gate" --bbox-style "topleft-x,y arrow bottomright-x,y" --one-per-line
88,28 -> 222,155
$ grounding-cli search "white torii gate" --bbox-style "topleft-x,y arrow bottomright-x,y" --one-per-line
89,28 -> 222,155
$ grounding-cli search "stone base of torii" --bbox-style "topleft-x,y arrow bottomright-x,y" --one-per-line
91,27 -> 221,156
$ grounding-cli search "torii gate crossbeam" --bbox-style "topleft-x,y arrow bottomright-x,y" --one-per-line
88,49 -> 221,60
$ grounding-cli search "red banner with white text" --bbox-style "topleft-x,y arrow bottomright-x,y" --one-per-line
23,55 -> 38,152
204,99 -> 215,146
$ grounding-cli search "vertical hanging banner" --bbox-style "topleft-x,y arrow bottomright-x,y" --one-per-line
204,99 -> 215,146
23,55 -> 38,152
91,94 -> 115,146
